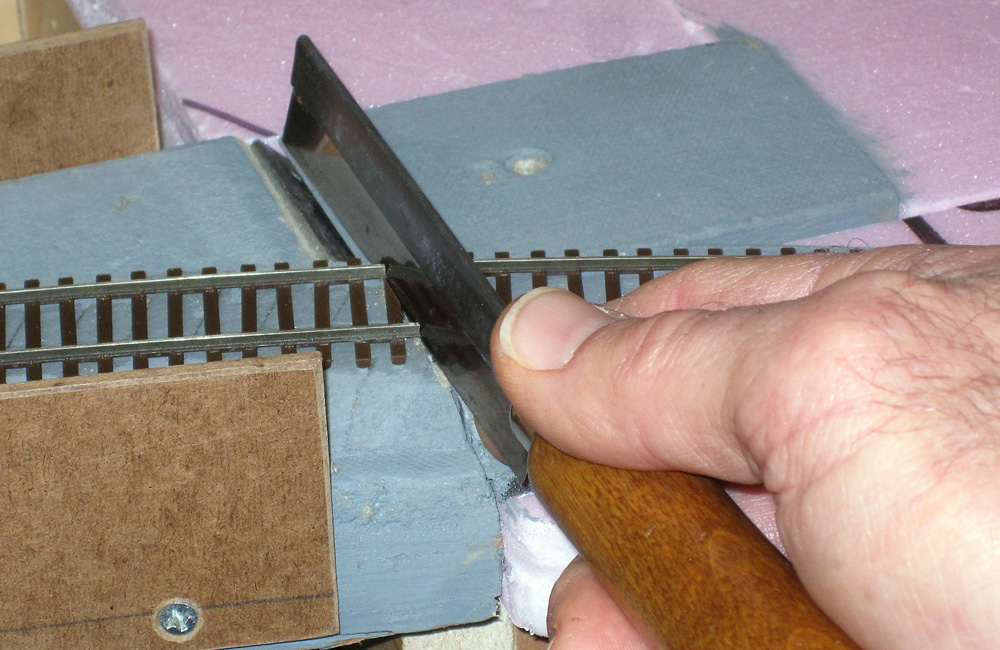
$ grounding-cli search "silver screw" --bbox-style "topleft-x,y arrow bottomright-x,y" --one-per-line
157,601 -> 199,637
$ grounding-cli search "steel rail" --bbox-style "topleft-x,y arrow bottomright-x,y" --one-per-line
0,253 -> 801,304
0,264 -> 388,305
0,324 -> 418,366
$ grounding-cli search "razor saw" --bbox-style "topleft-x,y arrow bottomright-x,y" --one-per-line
281,36 -> 862,650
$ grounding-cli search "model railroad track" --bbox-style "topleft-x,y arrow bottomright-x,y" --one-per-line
0,247 -> 820,383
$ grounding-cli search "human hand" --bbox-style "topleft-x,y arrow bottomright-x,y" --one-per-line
491,245 -> 1000,650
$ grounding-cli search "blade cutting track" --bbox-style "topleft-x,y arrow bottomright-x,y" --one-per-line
0,248 -> 825,382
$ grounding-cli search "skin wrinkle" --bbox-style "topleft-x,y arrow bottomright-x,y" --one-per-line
630,312 -> 723,468
617,257 -> 824,313
570,321 -> 655,467
762,398 -> 880,500
736,296 -> 887,492
809,250 -> 919,293
658,309 -> 764,477
906,247 -> 997,279
725,309 -> 786,480
633,326 -> 711,470
695,299 -> 735,311
888,475 -> 993,643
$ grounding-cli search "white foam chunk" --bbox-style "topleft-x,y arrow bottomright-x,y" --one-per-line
498,491 -> 578,636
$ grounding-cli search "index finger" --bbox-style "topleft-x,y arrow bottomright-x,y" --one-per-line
611,245 -> 993,315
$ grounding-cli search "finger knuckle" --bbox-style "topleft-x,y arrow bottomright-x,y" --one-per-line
783,271 -> 931,368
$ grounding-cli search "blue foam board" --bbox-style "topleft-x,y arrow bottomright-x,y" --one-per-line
367,32 -> 899,255
0,137 -> 503,645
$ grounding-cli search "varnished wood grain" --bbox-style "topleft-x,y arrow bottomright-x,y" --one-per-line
529,436 -> 862,649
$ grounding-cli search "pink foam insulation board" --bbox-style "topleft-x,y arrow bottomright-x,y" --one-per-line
795,207 -> 1000,248
677,0 -> 1000,218
69,0 -> 1000,233
71,1 -> 713,142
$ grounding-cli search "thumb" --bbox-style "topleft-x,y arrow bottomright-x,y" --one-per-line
491,286 -> 764,483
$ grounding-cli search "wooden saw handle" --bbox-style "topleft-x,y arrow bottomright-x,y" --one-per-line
529,436 -> 863,649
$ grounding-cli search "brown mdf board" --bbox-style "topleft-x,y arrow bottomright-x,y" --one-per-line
0,18 -> 158,181
0,354 -> 338,650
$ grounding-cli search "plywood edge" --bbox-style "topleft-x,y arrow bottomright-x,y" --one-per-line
0,16 -> 145,58
0,352 -> 325,399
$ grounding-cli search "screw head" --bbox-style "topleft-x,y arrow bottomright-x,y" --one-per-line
157,601 -> 199,637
